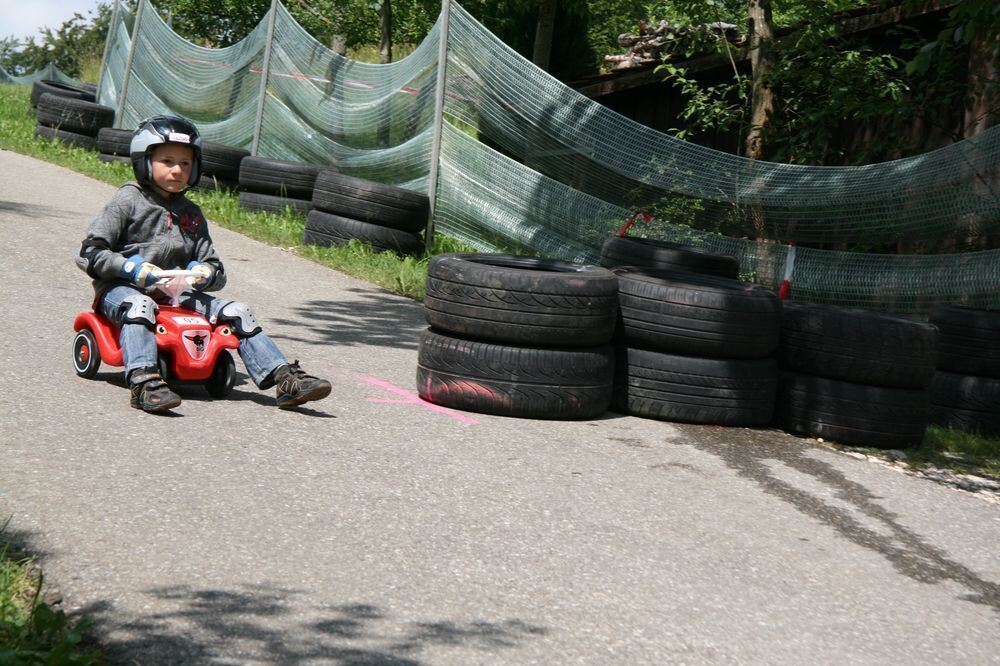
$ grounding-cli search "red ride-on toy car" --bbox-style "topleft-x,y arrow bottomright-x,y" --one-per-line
72,270 -> 239,397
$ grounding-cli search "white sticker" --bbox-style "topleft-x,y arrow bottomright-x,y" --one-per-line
168,132 -> 191,143
172,316 -> 208,325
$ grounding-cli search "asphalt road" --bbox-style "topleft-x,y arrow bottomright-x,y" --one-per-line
1,149 -> 998,664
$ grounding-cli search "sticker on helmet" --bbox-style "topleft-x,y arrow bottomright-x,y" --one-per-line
168,132 -> 191,143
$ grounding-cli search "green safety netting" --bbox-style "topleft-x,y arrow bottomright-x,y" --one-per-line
1,62 -> 79,84
96,0 -> 1000,313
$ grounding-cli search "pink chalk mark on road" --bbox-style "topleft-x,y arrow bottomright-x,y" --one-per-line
357,376 -> 479,424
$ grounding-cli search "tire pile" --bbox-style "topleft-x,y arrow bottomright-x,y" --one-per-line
304,171 -> 430,256
238,157 -> 322,215
417,253 -> 619,419
415,238 -> 986,452
601,237 -> 783,426
33,79 -> 114,151
775,304 -> 938,448
928,307 -> 1000,438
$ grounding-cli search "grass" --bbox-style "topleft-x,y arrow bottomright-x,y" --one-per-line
835,426 -> 1000,480
1,522 -> 103,663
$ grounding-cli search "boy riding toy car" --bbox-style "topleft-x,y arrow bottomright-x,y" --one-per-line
72,270 -> 239,397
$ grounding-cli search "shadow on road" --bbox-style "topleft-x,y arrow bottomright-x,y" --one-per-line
267,288 -> 427,351
0,200 -> 78,220
79,584 -> 546,664
685,427 -> 1000,612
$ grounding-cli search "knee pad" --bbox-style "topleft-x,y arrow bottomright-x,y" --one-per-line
218,301 -> 262,338
119,294 -> 157,329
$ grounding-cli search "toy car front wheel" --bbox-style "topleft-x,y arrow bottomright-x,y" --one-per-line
73,329 -> 101,378
205,350 -> 236,398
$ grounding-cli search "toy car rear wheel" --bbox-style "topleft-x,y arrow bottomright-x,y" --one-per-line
205,350 -> 236,398
73,329 -> 101,378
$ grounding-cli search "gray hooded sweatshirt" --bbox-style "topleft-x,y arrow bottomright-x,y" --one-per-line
77,183 -> 227,297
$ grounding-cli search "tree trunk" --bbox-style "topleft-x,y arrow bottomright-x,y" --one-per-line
331,34 -> 347,57
532,0 -> 558,72
963,26 -> 998,249
745,0 -> 775,160
379,0 -> 393,64
964,25 -> 998,138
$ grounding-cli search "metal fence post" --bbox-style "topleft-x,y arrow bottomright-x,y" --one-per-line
115,0 -> 147,128
95,0 -> 121,106
424,0 -> 452,252
251,0 -> 280,156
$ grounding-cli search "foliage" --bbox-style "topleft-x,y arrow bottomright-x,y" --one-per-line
840,426 -> 1000,480
0,4 -> 112,80
648,0 -> 1000,164
1,523 -> 103,664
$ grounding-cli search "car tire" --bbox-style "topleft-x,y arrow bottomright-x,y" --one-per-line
201,140 -> 250,183
424,252 -> 619,347
205,350 -> 236,398
612,346 -> 778,426
780,302 -> 939,389
239,156 -> 323,199
73,329 -> 102,378
31,79 -> 95,108
930,306 -> 1000,378
34,124 -> 97,150
35,93 -> 113,136
96,127 -> 133,156
417,328 -> 614,420
600,236 -> 740,278
238,191 -> 311,215
303,209 -> 423,255
614,267 -> 781,359
312,170 -> 429,233
928,371 -> 1000,438
777,372 -> 929,448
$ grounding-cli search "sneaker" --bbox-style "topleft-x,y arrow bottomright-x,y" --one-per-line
129,368 -> 181,412
274,361 -> 331,409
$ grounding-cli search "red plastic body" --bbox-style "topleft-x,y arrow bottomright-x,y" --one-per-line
73,305 -> 239,381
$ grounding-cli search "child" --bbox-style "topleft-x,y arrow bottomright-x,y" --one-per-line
76,114 -> 331,413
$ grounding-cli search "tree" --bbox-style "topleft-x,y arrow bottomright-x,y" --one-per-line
745,0 -> 775,159
379,0 -> 392,63
533,0 -> 558,71
0,3 -> 112,79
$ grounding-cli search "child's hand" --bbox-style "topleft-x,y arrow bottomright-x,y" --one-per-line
121,256 -> 161,288
186,261 -> 214,288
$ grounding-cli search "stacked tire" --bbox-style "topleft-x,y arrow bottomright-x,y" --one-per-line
238,157 -> 323,215
417,253 -> 619,419
775,304 -> 939,448
96,127 -> 133,164
610,267 -> 782,426
304,171 -> 429,256
928,307 -> 1000,438
34,92 -> 114,151
195,141 -> 250,191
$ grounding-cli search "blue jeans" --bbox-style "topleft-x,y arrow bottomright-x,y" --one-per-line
100,284 -> 288,387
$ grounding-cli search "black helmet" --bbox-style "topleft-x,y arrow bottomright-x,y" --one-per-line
130,115 -> 203,190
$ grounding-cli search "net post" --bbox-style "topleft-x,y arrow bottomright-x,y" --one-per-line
251,0 -> 280,156
115,0 -> 147,128
424,0 -> 452,253
95,0 -> 121,106
778,241 -> 796,300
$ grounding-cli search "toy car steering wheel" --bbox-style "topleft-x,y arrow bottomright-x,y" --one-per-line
153,269 -> 203,306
